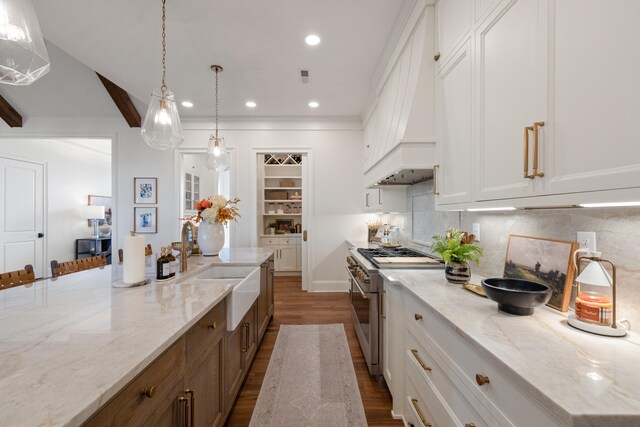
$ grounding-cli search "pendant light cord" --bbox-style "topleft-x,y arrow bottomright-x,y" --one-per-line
161,0 -> 167,93
215,67 -> 219,139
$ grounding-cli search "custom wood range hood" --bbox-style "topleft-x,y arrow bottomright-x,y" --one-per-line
362,5 -> 437,189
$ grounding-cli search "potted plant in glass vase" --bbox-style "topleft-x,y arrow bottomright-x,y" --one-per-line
185,195 -> 240,256
431,227 -> 482,285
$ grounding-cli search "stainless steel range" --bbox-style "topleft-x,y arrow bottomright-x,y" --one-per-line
346,246 -> 443,378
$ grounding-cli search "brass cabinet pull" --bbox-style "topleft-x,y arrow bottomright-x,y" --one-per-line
178,396 -> 189,427
476,373 -> 490,386
207,322 -> 217,330
411,349 -> 432,371
185,389 -> 194,427
434,52 -> 441,62
415,313 -> 423,321
246,322 -> 250,352
141,386 -> 156,398
523,126 -> 534,179
241,323 -> 248,352
532,121 -> 545,177
381,290 -> 386,320
433,165 -> 440,195
411,398 -> 432,427
465,424 -> 476,427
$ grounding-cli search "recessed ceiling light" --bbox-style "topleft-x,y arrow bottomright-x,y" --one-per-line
305,34 -> 321,46
308,101 -> 319,108
181,101 -> 194,108
245,101 -> 257,108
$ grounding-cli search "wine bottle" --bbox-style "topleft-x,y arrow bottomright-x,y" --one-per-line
156,247 -> 170,280
166,245 -> 176,278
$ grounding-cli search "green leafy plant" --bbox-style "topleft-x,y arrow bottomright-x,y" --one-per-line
431,227 -> 483,265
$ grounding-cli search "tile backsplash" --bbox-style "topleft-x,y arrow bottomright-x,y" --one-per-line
390,180 -> 640,330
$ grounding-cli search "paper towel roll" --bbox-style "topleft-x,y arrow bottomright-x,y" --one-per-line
123,232 -> 145,284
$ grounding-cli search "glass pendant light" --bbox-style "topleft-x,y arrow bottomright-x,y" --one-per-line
141,0 -> 183,150
0,0 -> 50,85
206,65 -> 228,171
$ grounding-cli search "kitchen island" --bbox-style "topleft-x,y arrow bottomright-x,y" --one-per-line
0,247 -> 273,427
380,269 -> 640,427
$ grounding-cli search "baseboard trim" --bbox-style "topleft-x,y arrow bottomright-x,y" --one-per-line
311,280 -> 349,292
391,409 -> 403,420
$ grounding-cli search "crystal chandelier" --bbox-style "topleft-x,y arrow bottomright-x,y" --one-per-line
0,0 -> 50,85
206,64 -> 228,171
141,0 -> 183,150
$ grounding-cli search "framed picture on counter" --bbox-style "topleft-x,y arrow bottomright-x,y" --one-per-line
275,219 -> 293,233
503,234 -> 579,312
134,177 -> 157,204
134,207 -> 157,234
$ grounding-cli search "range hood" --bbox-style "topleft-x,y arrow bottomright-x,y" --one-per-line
377,168 -> 433,186
362,5 -> 437,189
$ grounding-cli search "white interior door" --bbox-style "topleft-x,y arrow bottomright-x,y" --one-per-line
0,157 -> 45,277
301,152 -> 311,291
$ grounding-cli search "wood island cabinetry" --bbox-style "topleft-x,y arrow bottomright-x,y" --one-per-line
85,257 -> 275,427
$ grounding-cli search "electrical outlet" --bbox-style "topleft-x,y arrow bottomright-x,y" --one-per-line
472,223 -> 480,242
577,231 -> 596,252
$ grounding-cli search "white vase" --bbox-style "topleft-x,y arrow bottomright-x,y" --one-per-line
198,221 -> 225,256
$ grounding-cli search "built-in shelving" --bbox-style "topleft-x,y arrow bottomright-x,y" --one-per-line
258,153 -> 305,274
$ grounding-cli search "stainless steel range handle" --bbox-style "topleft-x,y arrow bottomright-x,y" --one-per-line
345,267 -> 368,300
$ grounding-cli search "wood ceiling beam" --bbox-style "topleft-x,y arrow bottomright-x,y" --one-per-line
0,93 -> 22,127
96,73 -> 141,128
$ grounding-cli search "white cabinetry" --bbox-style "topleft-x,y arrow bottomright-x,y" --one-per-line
435,0 -> 640,209
386,281 -> 564,426
382,278 -> 404,418
435,39 -> 473,205
543,0 -> 640,196
363,188 -> 407,213
260,237 -> 301,274
475,0 -> 548,201
436,0 -> 472,65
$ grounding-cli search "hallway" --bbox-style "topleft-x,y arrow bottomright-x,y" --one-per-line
224,276 -> 401,426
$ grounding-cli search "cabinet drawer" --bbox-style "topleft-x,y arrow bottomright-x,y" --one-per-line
85,337 -> 186,426
404,293 -> 562,426
186,301 -> 226,365
260,238 -> 282,246
405,324 -> 496,427
404,371 -> 438,427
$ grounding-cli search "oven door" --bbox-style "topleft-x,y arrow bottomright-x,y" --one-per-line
349,274 -> 379,370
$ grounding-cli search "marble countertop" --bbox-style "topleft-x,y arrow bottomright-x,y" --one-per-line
0,247 -> 274,427
379,269 -> 640,426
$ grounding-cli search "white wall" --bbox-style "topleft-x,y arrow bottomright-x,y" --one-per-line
0,118 -> 177,263
180,121 -> 369,290
0,138 -> 111,268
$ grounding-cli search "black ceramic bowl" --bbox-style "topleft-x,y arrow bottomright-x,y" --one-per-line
481,278 -> 552,316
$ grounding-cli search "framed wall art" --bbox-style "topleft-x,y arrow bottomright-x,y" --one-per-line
503,234 -> 579,312
134,177 -> 158,204
134,207 -> 157,234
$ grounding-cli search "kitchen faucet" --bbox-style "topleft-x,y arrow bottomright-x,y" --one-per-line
180,221 -> 196,272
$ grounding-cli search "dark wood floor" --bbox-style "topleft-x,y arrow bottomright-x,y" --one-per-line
224,276 -> 402,426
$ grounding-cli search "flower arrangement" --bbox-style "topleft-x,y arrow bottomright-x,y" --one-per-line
187,195 -> 241,226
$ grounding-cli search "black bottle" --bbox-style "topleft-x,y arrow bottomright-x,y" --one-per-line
156,247 -> 170,280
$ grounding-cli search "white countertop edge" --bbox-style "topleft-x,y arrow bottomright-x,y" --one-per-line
380,270 -> 640,426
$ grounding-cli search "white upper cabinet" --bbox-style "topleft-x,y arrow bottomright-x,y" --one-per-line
436,0 -> 472,65
543,0 -> 640,196
436,39 -> 473,205
475,0 -> 548,201
435,0 -> 640,209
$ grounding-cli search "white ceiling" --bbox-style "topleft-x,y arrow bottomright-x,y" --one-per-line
32,0 -> 408,119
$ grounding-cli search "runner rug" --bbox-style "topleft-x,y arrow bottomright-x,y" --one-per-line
249,324 -> 367,426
